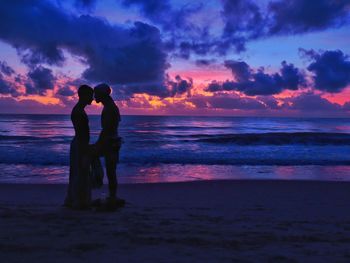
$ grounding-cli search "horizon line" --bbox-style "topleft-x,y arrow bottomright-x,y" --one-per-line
0,113 -> 349,119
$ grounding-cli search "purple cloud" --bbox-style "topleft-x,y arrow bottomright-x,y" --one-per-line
0,75 -> 19,96
0,1 -> 169,98
189,94 -> 266,110
195,59 -> 217,67
74,0 -> 97,10
287,93 -> 342,111
56,86 -> 75,97
268,0 -> 350,34
221,0 -> 265,52
301,49 -> 350,93
25,66 -> 55,95
167,75 -> 193,97
0,61 -> 15,76
218,0 -> 350,55
206,60 -> 305,96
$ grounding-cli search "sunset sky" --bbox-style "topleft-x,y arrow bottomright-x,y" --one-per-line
0,0 -> 350,116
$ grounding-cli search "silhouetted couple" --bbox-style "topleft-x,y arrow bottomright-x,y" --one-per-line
64,84 -> 124,211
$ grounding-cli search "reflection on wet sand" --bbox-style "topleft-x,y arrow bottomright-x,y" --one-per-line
1,164 -> 350,184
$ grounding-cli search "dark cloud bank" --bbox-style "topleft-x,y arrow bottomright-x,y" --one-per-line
206,49 -> 350,97
0,0 -> 169,96
120,0 -> 350,57
5,0 -> 347,67
211,0 -> 350,55
0,0 -> 349,115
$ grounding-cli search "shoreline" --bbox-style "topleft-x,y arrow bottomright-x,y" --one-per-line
1,164 -> 350,184
1,180 -> 350,262
1,177 -> 350,185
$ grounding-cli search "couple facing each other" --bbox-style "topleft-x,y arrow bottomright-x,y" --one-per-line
64,83 -> 124,210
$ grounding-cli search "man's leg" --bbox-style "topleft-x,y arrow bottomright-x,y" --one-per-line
101,147 -> 125,210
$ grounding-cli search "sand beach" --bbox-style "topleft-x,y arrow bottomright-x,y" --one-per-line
1,180 -> 350,262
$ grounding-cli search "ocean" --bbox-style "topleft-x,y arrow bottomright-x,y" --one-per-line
1,114 -> 350,183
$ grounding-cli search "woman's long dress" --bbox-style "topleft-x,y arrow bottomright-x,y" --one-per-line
64,105 -> 91,209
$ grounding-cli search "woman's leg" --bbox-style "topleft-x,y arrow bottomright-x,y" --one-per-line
105,152 -> 118,199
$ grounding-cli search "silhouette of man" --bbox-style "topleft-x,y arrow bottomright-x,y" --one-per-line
93,83 -> 124,208
64,85 -> 93,209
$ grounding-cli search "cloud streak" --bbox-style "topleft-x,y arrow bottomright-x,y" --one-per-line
206,60 -> 305,96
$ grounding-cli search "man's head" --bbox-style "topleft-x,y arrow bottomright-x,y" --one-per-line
94,83 -> 111,103
78,85 -> 93,105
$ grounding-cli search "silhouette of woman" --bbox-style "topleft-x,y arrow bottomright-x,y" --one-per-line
64,85 -> 94,209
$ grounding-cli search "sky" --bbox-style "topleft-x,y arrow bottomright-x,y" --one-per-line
0,0 -> 349,116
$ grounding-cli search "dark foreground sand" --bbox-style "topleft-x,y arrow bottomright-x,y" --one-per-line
1,180 -> 350,262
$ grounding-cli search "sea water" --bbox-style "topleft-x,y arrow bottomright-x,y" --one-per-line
0,114 -> 350,183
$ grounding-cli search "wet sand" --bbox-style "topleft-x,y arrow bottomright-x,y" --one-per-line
0,180 -> 350,262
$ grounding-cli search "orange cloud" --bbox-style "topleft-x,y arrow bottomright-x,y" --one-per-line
169,68 -> 231,84
19,95 -> 60,105
323,86 -> 350,105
